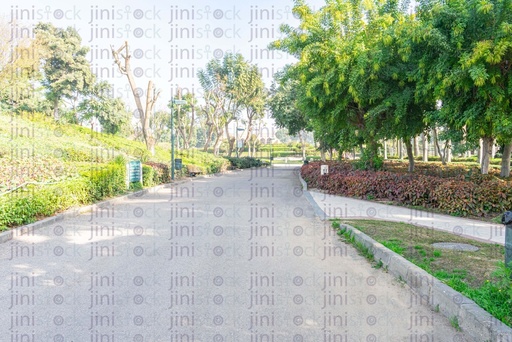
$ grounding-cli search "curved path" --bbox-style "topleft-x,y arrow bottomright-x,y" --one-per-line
0,166 -> 468,341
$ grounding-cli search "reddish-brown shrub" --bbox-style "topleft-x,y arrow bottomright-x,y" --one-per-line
301,161 -> 511,217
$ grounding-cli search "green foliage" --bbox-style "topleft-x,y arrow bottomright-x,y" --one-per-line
354,148 -> 384,171
177,149 -> 229,174
84,164 -> 125,201
226,157 -> 263,169
34,23 -> 95,119
0,178 -> 90,229
144,162 -> 170,184
78,81 -> 130,134
464,263 -> 512,326
405,0 -> 512,174
197,53 -> 266,156
382,239 -> 407,255
129,182 -> 143,191
450,316 -> 462,332
142,165 -> 155,187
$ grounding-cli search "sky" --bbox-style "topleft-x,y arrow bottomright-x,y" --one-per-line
3,0 -> 325,117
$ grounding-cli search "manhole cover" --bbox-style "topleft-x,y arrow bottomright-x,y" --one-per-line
431,242 -> 479,252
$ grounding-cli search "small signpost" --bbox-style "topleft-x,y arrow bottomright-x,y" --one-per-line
321,165 -> 329,176
126,160 -> 143,188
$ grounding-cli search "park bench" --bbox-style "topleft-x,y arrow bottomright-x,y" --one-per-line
186,165 -> 203,177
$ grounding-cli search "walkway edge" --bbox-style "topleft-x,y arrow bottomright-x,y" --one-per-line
0,170 -> 233,244
298,171 -> 512,342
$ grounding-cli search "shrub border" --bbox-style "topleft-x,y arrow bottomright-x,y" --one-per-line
0,168 -> 236,243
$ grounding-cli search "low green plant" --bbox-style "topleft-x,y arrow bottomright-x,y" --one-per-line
226,156 -> 263,169
129,182 -> 143,191
382,239 -> 406,255
84,163 -> 126,201
142,165 -> 155,187
450,316 -> 461,331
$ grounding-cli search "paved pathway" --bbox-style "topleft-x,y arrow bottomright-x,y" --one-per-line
308,190 -> 505,245
0,166 -> 469,341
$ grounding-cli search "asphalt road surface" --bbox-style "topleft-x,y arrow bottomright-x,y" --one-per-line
0,166 -> 469,341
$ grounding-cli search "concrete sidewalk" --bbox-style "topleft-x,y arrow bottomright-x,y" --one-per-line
307,190 -> 505,245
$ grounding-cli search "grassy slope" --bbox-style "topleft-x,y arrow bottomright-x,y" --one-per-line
0,112 -> 225,192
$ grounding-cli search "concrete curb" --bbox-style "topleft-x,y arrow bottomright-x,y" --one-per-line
0,184 -> 167,244
0,168 -> 237,244
0,170 -> 225,244
343,225 -> 512,342
298,171 -> 512,342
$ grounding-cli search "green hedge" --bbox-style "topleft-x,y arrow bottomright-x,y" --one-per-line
145,162 -> 170,184
142,165 -> 155,187
226,157 -> 263,169
0,161 -> 126,230
0,155 -> 226,230
0,178 -> 90,229
84,163 -> 126,201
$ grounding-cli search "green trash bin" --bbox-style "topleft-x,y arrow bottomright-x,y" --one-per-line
175,158 -> 182,170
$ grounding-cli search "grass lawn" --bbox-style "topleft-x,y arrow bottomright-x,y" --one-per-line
334,219 -> 511,327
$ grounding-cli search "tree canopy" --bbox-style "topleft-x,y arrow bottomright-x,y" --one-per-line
270,0 -> 512,174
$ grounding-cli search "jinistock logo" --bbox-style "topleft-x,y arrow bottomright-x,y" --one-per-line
168,5 -> 242,42
168,5 -> 241,23
10,5 -> 82,22
87,24 -> 161,42
88,5 -> 161,23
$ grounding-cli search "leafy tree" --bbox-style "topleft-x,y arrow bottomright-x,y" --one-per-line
197,53 -> 266,156
271,0 -> 425,169
238,65 -> 267,157
151,110 -> 171,143
34,23 -> 94,120
410,0 -> 512,174
0,20 -> 41,111
268,78 -> 310,159
169,92 -> 198,149
78,81 -> 130,135
197,58 -> 227,155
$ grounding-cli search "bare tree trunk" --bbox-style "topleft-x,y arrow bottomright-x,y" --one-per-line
53,98 -> 59,121
421,133 -> 428,162
225,122 -> 234,157
405,138 -> 415,172
299,130 -> 307,160
433,127 -> 446,164
478,138 -> 483,165
500,142 -> 512,177
480,137 -> 493,174
414,136 -> 419,157
399,139 -> 403,160
383,140 -> 387,160
112,42 -> 159,155
213,128 -> 223,156
446,139 -> 452,163
491,144 -> 497,159
144,81 -> 158,154
203,124 -> 213,152
433,129 -> 439,157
